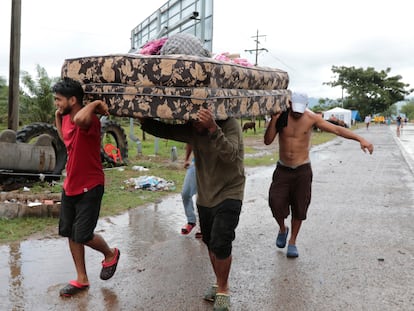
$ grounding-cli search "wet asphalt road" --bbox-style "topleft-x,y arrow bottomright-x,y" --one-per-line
0,124 -> 413,311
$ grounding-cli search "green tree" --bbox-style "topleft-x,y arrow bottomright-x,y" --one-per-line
324,66 -> 413,117
20,65 -> 58,124
401,101 -> 414,120
0,77 -> 7,125
311,98 -> 339,112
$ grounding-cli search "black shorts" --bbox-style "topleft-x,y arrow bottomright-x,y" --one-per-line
268,162 -> 312,221
59,185 -> 104,243
197,199 -> 242,259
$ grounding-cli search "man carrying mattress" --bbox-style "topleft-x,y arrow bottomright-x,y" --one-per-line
264,92 -> 373,258
142,33 -> 242,311
138,106 -> 245,311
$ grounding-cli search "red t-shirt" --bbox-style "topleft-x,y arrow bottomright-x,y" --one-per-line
62,114 -> 104,196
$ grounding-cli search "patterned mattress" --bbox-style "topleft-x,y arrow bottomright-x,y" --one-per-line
61,54 -> 290,120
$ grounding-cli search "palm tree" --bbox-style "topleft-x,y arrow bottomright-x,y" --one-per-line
20,65 -> 58,124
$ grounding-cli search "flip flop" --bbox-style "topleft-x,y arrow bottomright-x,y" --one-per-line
100,248 -> 120,280
59,280 -> 89,297
276,227 -> 289,248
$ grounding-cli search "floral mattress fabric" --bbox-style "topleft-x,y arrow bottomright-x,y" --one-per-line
61,53 -> 290,120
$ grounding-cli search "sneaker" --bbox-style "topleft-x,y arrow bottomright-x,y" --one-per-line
203,284 -> 218,302
213,293 -> 230,311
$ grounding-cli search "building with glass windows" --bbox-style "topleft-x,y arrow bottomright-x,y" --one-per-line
129,0 -> 213,53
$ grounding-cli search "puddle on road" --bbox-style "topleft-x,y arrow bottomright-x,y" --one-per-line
0,176 -> 344,310
0,194 -> 186,309
0,167 -> 275,309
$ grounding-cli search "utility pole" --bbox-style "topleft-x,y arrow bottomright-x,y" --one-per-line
244,29 -> 268,66
8,0 -> 21,131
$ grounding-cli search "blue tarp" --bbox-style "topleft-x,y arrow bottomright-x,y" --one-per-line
351,110 -> 361,121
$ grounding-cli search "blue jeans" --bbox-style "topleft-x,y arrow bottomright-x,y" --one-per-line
181,163 -> 197,224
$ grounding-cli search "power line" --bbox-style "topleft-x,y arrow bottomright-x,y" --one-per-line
267,51 -> 297,73
244,29 -> 268,66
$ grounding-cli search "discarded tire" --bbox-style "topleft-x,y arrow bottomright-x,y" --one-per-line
100,119 -> 128,166
16,122 -> 67,174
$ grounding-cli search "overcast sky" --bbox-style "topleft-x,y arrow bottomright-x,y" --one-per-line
1,0 -> 413,99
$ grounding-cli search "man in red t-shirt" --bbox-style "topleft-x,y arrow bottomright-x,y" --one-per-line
53,78 -> 120,297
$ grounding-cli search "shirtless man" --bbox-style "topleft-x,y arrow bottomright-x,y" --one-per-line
264,92 -> 374,258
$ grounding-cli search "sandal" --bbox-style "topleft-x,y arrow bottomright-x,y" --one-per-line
100,248 -> 120,280
287,244 -> 299,258
181,223 -> 195,235
203,284 -> 218,302
213,293 -> 230,311
276,227 -> 289,248
59,280 -> 89,297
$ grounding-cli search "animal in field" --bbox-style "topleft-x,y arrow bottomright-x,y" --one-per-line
242,121 -> 256,133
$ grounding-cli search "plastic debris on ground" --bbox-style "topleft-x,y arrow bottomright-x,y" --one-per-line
131,165 -> 149,171
124,175 -> 175,191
